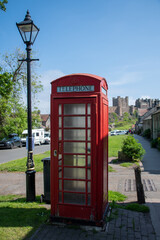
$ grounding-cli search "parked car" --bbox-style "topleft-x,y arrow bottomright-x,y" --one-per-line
0,133 -> 22,149
110,130 -> 121,136
109,130 -> 128,136
116,130 -> 128,135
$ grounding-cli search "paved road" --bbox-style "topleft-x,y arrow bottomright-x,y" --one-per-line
0,144 -> 50,164
134,134 -> 160,238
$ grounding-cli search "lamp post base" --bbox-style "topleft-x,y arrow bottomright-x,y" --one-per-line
26,170 -> 36,202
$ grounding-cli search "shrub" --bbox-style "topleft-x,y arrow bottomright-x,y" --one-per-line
137,129 -> 142,135
121,135 -> 145,161
158,138 -> 160,151
143,129 -> 151,139
151,138 -> 158,148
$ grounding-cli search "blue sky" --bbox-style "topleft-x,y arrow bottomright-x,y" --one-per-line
0,0 -> 160,113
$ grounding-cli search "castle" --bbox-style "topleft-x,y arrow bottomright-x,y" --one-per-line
109,96 -> 160,116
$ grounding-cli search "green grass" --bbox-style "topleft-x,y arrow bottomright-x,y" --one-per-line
109,135 -> 127,157
114,120 -> 136,130
110,201 -> 149,213
108,165 -> 116,172
0,195 -> 50,240
120,161 -> 139,168
0,151 -> 50,172
108,190 -> 127,202
120,162 -> 134,167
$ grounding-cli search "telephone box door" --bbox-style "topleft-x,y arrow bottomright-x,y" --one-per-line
51,98 -> 97,220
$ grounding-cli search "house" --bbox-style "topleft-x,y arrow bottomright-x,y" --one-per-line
143,115 -> 152,132
40,114 -> 50,129
152,109 -> 160,139
135,106 -> 159,135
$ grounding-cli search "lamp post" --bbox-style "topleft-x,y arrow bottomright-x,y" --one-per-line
16,10 -> 39,201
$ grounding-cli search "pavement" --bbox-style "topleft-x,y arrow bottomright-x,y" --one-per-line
0,135 -> 160,239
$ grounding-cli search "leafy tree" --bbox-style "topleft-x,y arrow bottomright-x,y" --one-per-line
109,112 -> 119,124
2,48 -> 43,100
0,49 -> 43,139
32,108 -> 42,129
133,110 -> 138,119
0,0 -> 7,11
123,112 -> 130,121
0,68 -> 13,98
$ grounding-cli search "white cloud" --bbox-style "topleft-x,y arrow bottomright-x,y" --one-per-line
36,70 -> 65,113
140,95 -> 151,99
109,72 -> 140,86
129,96 -> 136,106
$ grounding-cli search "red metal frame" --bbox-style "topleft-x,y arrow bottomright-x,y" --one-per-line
50,74 -> 108,222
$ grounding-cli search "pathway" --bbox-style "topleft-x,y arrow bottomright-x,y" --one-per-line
134,134 -> 160,238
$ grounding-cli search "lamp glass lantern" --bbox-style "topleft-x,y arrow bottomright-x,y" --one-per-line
16,11 -> 39,45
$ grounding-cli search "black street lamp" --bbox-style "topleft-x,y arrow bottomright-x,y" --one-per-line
16,10 -> 39,201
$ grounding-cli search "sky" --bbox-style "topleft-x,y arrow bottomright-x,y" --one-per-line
0,0 -> 160,113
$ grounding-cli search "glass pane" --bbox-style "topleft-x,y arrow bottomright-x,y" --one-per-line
64,129 -> 85,140
87,155 -> 91,166
87,104 -> 91,114
87,143 -> 91,153
59,104 -> 62,115
87,169 -> 91,180
59,192 -> 62,203
88,182 -> 91,193
64,193 -> 85,205
64,142 -> 85,153
58,154 -> 62,159
87,129 -> 91,141
59,167 -> 62,178
64,104 -> 85,115
64,180 -> 85,192
88,194 -> 91,205
59,180 -> 62,190
64,168 -> 86,179
31,25 -> 39,43
87,116 -> 91,128
64,155 -> 86,166
58,160 -> 62,165
59,129 -> 62,140
64,116 -> 85,128
59,117 -> 62,128
58,154 -> 62,165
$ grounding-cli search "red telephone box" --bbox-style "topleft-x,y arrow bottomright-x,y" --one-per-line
50,73 -> 108,223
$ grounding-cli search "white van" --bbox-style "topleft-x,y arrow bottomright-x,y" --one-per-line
21,129 -> 45,146
44,131 -> 50,144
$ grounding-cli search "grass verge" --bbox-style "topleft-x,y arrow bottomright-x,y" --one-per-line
120,162 -> 139,168
0,151 -> 50,172
0,195 -> 50,240
109,135 -> 127,157
108,190 -> 127,202
108,165 -> 116,172
110,201 -> 149,213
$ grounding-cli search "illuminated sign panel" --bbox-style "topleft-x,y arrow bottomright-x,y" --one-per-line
57,85 -> 94,93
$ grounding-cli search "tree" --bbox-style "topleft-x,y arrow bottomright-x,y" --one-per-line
2,48 -> 43,101
0,0 -> 8,11
109,112 -> 119,124
123,112 -> 130,122
0,68 -> 13,98
0,49 -> 43,139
